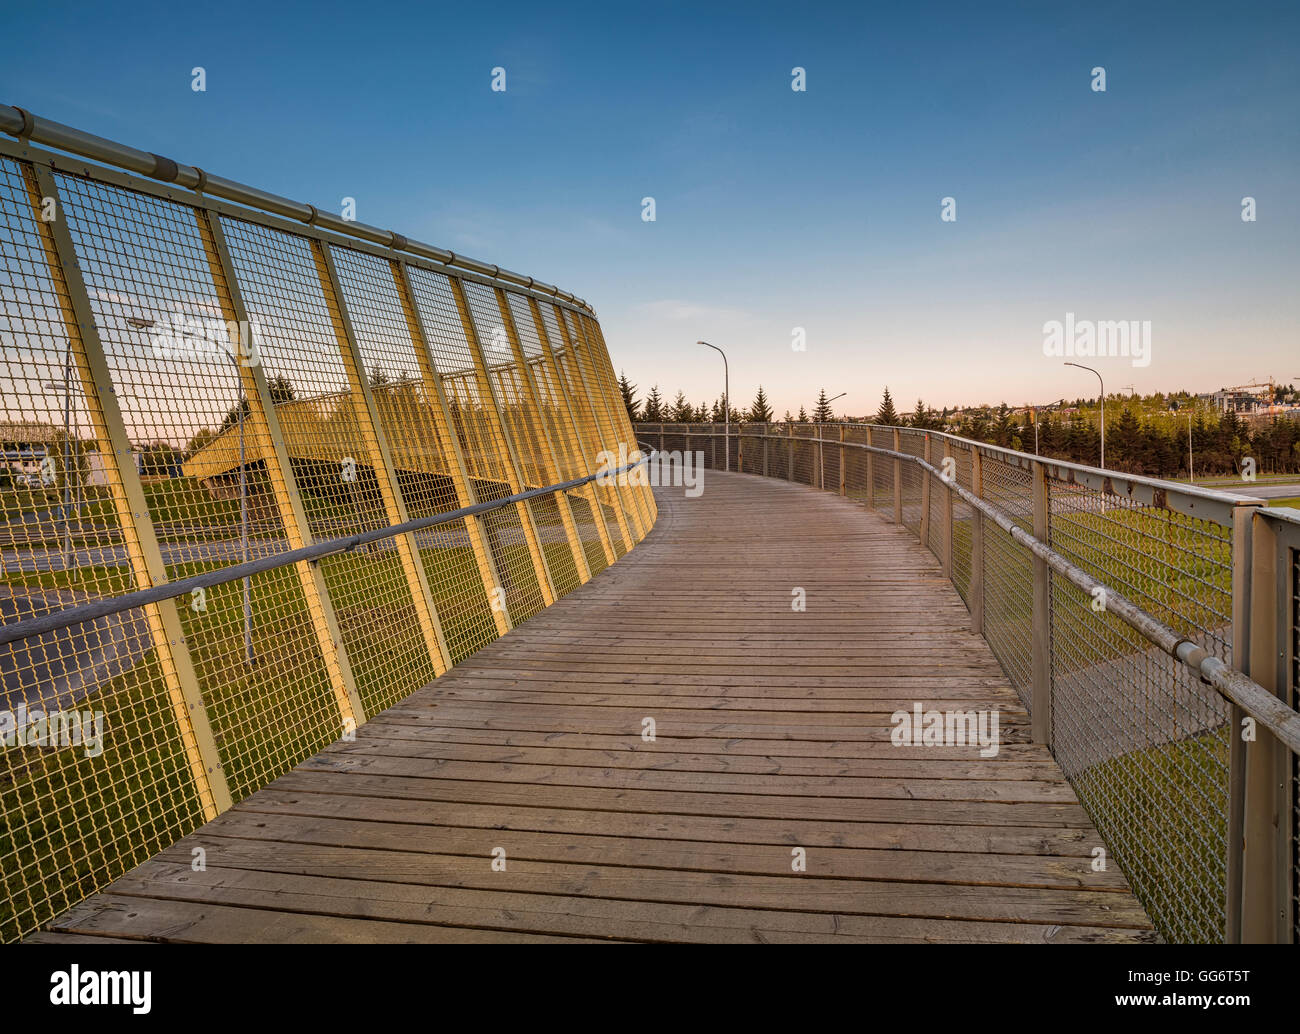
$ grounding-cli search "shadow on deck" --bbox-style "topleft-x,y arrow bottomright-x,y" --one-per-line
30,472 -> 1156,943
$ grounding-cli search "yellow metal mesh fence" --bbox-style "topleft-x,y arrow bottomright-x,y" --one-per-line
0,150 -> 652,942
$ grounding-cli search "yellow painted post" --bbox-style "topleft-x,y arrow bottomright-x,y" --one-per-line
197,210 -> 365,731
449,276 -> 556,606
556,306 -> 642,541
496,288 -> 591,585
568,312 -> 649,536
392,261 -> 512,635
547,303 -> 635,552
29,166 -> 232,817
311,240 -> 451,675
528,297 -> 618,568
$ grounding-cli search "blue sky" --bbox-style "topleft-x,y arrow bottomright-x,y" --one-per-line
3,0 -> 1297,417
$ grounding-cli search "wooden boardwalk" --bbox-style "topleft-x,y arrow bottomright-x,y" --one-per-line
33,473 -> 1156,943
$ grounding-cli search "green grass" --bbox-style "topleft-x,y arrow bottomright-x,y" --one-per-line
1076,727 -> 1231,944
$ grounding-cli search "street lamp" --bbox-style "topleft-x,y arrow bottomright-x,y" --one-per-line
1064,362 -> 1105,469
814,392 -> 847,489
41,352 -> 77,567
697,341 -> 729,472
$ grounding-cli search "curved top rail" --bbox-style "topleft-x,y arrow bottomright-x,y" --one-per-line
660,421 -> 1268,525
0,104 -> 593,314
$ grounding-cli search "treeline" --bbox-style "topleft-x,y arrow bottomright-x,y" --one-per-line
620,375 -> 1300,478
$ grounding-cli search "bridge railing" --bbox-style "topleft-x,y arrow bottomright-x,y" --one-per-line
643,420 -> 1299,944
0,109 -> 655,943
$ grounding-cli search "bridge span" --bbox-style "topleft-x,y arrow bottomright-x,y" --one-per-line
30,473 -> 1155,943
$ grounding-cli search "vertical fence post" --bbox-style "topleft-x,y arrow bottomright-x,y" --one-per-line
839,425 -> 846,497
496,288 -> 592,586
450,277 -> 556,606
393,261 -> 513,635
892,428 -> 903,526
28,166 -> 232,818
787,422 -> 794,480
762,427 -> 769,478
312,240 -> 452,676
1031,459 -> 1052,746
1241,508 -> 1292,942
1226,503 -> 1255,942
941,439 -> 953,578
196,208 -> 366,735
920,434 -> 932,545
866,429 -> 875,510
659,422 -> 665,454
817,423 -> 824,490
970,448 -> 985,635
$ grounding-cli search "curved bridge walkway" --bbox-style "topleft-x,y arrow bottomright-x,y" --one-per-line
33,473 -> 1156,943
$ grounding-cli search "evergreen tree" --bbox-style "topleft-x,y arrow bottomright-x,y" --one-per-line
642,384 -> 665,422
749,385 -> 774,423
670,390 -> 694,423
618,370 -> 640,423
876,387 -> 899,426
813,388 -> 834,422
797,406 -> 809,423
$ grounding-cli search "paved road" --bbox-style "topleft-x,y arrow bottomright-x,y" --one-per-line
0,586 -> 150,710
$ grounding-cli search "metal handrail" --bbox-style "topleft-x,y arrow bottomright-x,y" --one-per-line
0,104 -> 593,313
0,451 -> 654,648
658,421 -> 1266,523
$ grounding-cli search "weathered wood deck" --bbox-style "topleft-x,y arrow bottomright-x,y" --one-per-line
33,472 -> 1156,943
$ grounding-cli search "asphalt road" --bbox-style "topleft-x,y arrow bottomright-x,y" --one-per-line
0,586 -> 150,711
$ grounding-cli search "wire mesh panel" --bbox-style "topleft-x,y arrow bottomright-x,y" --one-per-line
538,302 -> 630,558
949,440 -> 975,604
1048,477 -> 1235,943
460,281 -> 577,599
869,426 -> 891,509
0,157 -> 214,942
563,309 -> 647,536
216,217 -> 439,720
325,247 -> 500,670
56,178 -> 353,804
508,292 -> 609,580
978,451 -> 1034,705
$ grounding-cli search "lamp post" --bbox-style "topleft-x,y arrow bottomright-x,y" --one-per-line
814,392 -> 847,489
697,341 -> 729,472
41,350 -> 76,567
1064,361 -> 1105,469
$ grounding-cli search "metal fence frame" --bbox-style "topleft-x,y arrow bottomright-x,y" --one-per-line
0,111 -> 655,942
645,421 -> 1300,944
